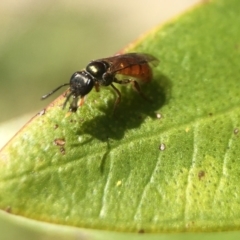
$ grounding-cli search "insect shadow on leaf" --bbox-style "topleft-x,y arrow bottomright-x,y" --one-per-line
75,73 -> 171,141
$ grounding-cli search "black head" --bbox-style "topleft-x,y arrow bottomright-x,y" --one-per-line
69,71 -> 94,97
64,71 -> 94,112
41,71 -> 95,112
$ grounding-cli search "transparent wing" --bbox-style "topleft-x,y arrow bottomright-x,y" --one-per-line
94,53 -> 159,74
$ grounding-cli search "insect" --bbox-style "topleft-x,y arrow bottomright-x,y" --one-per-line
41,52 -> 158,113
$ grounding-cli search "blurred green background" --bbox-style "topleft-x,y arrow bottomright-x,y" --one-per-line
0,0 -> 200,146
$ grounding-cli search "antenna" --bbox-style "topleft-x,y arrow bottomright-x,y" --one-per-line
41,83 -> 69,100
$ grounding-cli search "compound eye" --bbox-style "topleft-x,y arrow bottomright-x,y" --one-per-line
86,61 -> 108,78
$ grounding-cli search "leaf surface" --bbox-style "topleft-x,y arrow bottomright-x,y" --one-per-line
1,0 -> 240,236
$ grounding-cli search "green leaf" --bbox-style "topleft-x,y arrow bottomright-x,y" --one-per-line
1,0 -> 240,238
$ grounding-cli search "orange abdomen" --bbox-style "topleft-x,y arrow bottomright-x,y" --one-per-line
117,63 -> 153,82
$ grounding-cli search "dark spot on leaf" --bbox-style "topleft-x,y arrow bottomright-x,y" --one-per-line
186,221 -> 195,228
159,143 -> 166,151
54,138 -> 65,146
198,170 -> 205,180
209,112 -> 213,116
60,147 -> 65,155
54,124 -> 59,129
138,229 -> 145,234
234,128 -> 239,135
5,206 -> 11,213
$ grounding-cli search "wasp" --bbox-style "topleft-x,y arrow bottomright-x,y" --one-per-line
41,53 -> 158,113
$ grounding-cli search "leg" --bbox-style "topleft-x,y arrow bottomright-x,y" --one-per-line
69,96 -> 78,112
110,84 -> 121,114
63,92 -> 73,109
65,96 -> 85,116
94,81 -> 100,92
114,78 -> 150,101
79,96 -> 85,107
